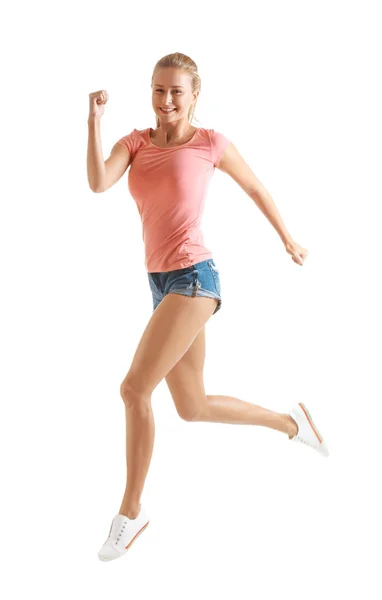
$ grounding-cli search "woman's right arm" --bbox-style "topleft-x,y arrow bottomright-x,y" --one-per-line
87,116 -> 106,192
87,90 -> 131,193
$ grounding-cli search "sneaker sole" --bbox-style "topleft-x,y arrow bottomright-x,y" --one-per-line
98,520 -> 150,562
298,402 -> 323,443
298,402 -> 329,456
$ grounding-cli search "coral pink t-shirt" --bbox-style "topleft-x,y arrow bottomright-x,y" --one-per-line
117,127 -> 231,273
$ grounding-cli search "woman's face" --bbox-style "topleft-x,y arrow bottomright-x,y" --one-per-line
151,68 -> 198,123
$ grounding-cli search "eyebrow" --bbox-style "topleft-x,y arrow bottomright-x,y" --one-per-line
154,85 -> 185,88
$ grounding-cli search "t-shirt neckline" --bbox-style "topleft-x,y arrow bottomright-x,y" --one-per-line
147,127 -> 200,149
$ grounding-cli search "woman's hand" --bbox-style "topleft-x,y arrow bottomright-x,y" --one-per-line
284,240 -> 309,265
88,89 -> 109,119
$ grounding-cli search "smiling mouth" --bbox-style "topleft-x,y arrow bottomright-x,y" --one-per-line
159,108 -> 176,113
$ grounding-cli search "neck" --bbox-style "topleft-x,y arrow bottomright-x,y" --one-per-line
154,120 -> 194,143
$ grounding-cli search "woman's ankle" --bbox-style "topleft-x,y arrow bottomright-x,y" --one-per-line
119,503 -> 141,520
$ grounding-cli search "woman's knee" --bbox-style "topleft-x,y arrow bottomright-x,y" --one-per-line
177,405 -> 203,422
120,376 -> 151,411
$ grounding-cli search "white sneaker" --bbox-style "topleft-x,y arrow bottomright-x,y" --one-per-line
287,402 -> 329,457
98,504 -> 150,562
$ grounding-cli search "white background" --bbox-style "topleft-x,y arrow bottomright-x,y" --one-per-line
1,0 -> 381,598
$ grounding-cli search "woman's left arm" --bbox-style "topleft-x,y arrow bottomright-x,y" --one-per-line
217,143 -> 309,266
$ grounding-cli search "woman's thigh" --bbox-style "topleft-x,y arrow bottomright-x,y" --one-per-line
120,294 -> 218,397
164,326 -> 207,421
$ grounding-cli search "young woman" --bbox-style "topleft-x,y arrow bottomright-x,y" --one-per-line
87,52 -> 329,563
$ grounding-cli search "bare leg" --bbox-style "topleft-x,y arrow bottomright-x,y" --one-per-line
165,327 -> 298,439
118,390 -> 155,519
116,294 -> 219,520
198,395 -> 298,439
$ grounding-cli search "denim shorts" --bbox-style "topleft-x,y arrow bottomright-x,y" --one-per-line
147,258 -> 222,315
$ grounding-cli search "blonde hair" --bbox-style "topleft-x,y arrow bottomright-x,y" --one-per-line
151,52 -> 201,129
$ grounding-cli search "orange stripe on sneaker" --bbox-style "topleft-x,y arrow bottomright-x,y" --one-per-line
298,403 -> 323,443
125,521 -> 150,550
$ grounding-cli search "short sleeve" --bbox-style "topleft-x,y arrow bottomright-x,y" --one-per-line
209,129 -> 231,167
116,129 -> 141,162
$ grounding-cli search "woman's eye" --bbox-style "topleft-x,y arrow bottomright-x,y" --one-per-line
155,90 -> 181,94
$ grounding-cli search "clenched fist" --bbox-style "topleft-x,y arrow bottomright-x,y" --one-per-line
88,90 -> 109,119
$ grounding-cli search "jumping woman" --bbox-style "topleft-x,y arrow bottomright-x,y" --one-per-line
87,52 -> 329,563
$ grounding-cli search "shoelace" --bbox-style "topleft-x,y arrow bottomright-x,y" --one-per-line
294,435 -> 315,449
115,521 -> 128,545
104,519 -> 128,546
